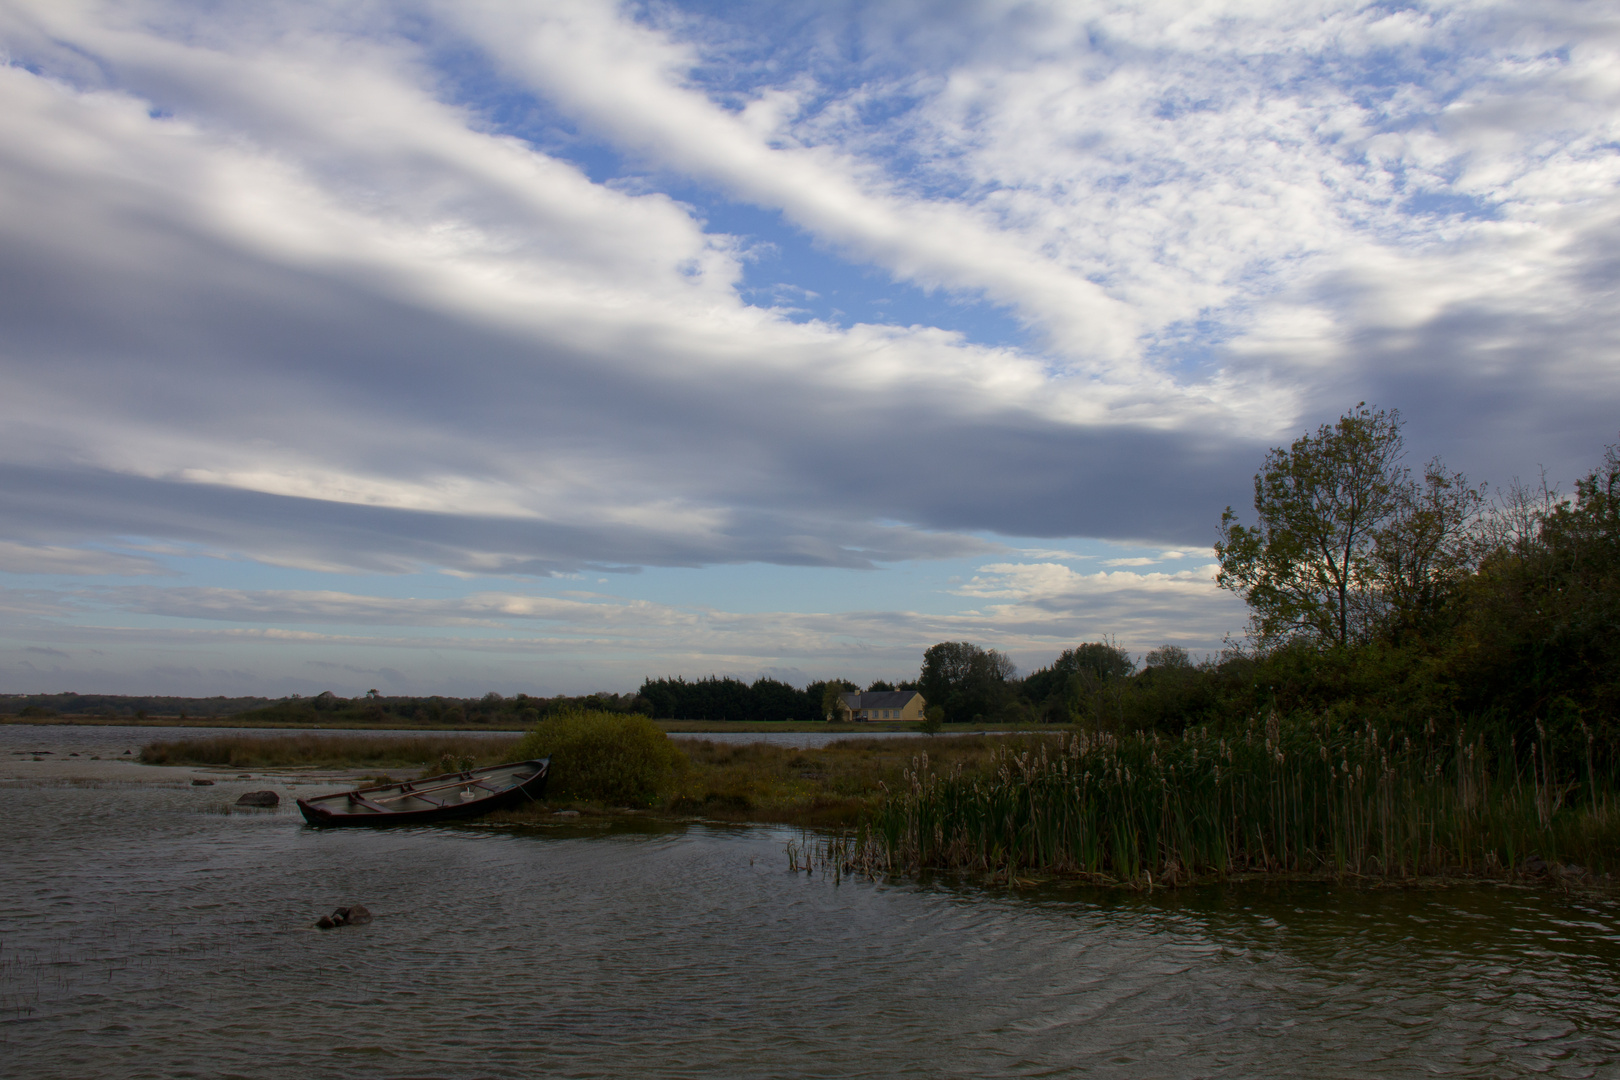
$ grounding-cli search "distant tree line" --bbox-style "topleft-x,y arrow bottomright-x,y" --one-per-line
638,676 -> 907,723
13,411 -> 1615,777
226,690 -> 654,727
0,693 -> 277,719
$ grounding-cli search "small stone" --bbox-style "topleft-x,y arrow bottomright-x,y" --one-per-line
237,773 -> 253,779
70,752 -> 79,757
235,790 -> 280,807
317,904 -> 373,929
191,779 -> 215,786
553,809 -> 581,818
123,750 -> 132,755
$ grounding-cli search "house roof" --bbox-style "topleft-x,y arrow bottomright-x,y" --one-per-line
838,690 -> 921,709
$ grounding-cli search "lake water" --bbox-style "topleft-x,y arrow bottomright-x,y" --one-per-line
0,722 -> 931,755
3,725 -> 1619,1078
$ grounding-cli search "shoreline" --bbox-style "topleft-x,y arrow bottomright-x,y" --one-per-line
6,755 -> 1612,897
1,715 -> 1032,735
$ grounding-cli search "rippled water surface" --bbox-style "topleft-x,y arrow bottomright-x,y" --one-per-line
4,728 -> 1619,1078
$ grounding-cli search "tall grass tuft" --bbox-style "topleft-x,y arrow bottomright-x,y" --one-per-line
509,710 -> 684,807
862,717 -> 1616,884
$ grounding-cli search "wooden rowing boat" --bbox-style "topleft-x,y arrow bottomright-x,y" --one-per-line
296,758 -> 549,827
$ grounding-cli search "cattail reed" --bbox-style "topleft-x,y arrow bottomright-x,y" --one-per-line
857,718 -> 1616,885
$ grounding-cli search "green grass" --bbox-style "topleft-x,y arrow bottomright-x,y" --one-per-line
854,719 -> 1618,886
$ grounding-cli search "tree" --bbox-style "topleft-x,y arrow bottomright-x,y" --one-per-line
1143,645 -> 1193,670
1458,442 -> 1620,739
821,682 -> 852,722
1372,459 -> 1486,638
918,642 -> 1016,722
1023,643 -> 1135,695
1217,404 -> 1408,647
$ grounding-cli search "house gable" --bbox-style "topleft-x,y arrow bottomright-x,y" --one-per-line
836,690 -> 926,722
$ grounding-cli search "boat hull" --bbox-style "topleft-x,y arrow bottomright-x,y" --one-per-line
297,758 -> 549,827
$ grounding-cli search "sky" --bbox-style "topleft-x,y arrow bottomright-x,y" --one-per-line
1,0 -> 1617,698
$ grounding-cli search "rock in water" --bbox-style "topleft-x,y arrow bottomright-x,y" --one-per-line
235,790 -> 280,807
339,904 -> 372,925
316,904 -> 373,929
191,779 -> 215,786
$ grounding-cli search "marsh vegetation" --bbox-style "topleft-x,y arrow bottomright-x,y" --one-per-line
137,732 -> 518,770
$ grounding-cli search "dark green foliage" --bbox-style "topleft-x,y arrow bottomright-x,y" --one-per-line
1021,642 -> 1138,725
509,711 -> 684,807
640,675 -> 818,722
1449,446 -> 1620,756
918,642 -> 1017,723
637,675 -> 877,722
220,689 -> 651,728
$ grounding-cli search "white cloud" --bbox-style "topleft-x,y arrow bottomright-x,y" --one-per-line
0,1 -> 1617,692
954,562 -> 1221,601
0,542 -> 164,576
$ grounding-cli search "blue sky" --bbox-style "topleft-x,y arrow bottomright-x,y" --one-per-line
0,1 -> 1616,696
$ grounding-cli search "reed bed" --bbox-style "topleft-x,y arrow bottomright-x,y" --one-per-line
138,733 -> 520,769
840,717 -> 1617,886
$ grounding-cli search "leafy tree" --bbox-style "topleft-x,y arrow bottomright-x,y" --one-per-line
1373,459 -> 1487,639
1023,642 -> 1136,710
918,641 -> 1016,722
820,682 -> 852,722
1143,645 -> 1193,670
1218,405 -> 1415,647
1457,443 -> 1620,744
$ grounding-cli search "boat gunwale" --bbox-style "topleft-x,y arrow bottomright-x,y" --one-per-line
296,758 -> 549,827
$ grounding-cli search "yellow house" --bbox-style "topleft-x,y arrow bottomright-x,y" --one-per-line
836,690 -> 927,722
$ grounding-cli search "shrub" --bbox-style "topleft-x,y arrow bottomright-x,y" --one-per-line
510,710 -> 684,807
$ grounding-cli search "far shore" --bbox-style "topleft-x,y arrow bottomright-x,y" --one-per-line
2,714 -> 1036,735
